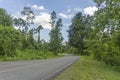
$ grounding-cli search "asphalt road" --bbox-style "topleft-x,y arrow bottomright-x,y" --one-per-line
0,56 -> 79,80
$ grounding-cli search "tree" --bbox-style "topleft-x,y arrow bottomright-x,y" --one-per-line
13,18 -> 26,32
35,25 -> 43,43
83,0 -> 120,66
49,11 -> 57,29
54,18 -> 63,53
49,11 -> 63,55
0,8 -> 13,27
21,7 -> 35,40
83,15 -> 93,40
93,0 -> 105,7
68,12 -> 87,54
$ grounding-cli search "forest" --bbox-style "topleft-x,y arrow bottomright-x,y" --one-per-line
0,0 -> 120,70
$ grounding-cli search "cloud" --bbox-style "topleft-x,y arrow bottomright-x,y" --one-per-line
74,7 -> 82,12
38,6 -> 44,10
32,4 -> 38,9
67,9 -> 71,13
83,6 -> 98,16
12,10 -> 51,30
32,4 -> 45,11
34,12 -> 51,29
58,13 -> 73,19
59,13 -> 68,18
65,23 -> 71,27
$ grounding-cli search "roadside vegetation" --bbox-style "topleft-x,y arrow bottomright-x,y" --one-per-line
0,7 -> 66,61
56,56 -> 120,80
68,0 -> 120,71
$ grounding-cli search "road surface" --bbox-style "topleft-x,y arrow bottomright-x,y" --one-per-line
0,56 -> 79,80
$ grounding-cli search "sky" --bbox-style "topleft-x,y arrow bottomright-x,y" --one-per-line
0,0 -> 98,42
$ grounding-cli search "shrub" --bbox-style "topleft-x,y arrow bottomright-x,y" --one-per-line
0,26 -> 22,56
68,47 -> 78,54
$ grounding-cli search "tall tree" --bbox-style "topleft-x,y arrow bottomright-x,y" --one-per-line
68,12 -> 87,54
21,7 -> 35,40
49,11 -> 57,53
49,11 -> 63,55
54,18 -> 63,53
35,25 -> 43,43
49,11 -> 57,29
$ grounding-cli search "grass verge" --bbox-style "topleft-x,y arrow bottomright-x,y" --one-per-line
55,56 -> 120,80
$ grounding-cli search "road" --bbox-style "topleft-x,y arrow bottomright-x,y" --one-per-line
0,56 -> 79,80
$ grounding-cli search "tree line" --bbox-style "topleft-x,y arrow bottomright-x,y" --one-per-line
0,7 -> 66,60
68,0 -> 120,69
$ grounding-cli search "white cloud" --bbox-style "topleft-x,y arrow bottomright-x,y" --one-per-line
74,7 -> 82,12
34,12 -> 51,29
12,11 -> 51,29
59,13 -> 68,18
32,4 -> 38,9
58,13 -> 73,19
65,23 -> 71,27
38,6 -> 44,10
32,4 -> 45,11
83,6 -> 98,16
21,15 -> 27,21
67,9 -> 71,13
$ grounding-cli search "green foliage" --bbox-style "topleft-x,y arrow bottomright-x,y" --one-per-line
68,12 -> 91,55
83,0 -> 120,68
67,0 -> 120,69
21,7 -> 35,40
0,8 -> 61,61
0,8 -> 13,26
0,26 -> 22,56
13,18 -> 26,31
68,47 -> 78,54
50,11 -> 57,28
34,25 -> 43,43
49,12 -> 63,55
1,50 -> 57,61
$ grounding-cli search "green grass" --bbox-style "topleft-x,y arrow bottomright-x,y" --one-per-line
55,56 -> 120,80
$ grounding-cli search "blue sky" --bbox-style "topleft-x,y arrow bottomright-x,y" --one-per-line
0,0 -> 98,42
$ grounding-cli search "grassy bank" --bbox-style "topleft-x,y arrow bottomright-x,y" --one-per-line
55,56 -> 120,80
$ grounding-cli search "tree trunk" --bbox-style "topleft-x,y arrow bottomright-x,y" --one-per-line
38,30 -> 40,43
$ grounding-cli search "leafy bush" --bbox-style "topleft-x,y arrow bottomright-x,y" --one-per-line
68,47 -> 78,54
0,26 -> 22,56
83,50 -> 91,56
